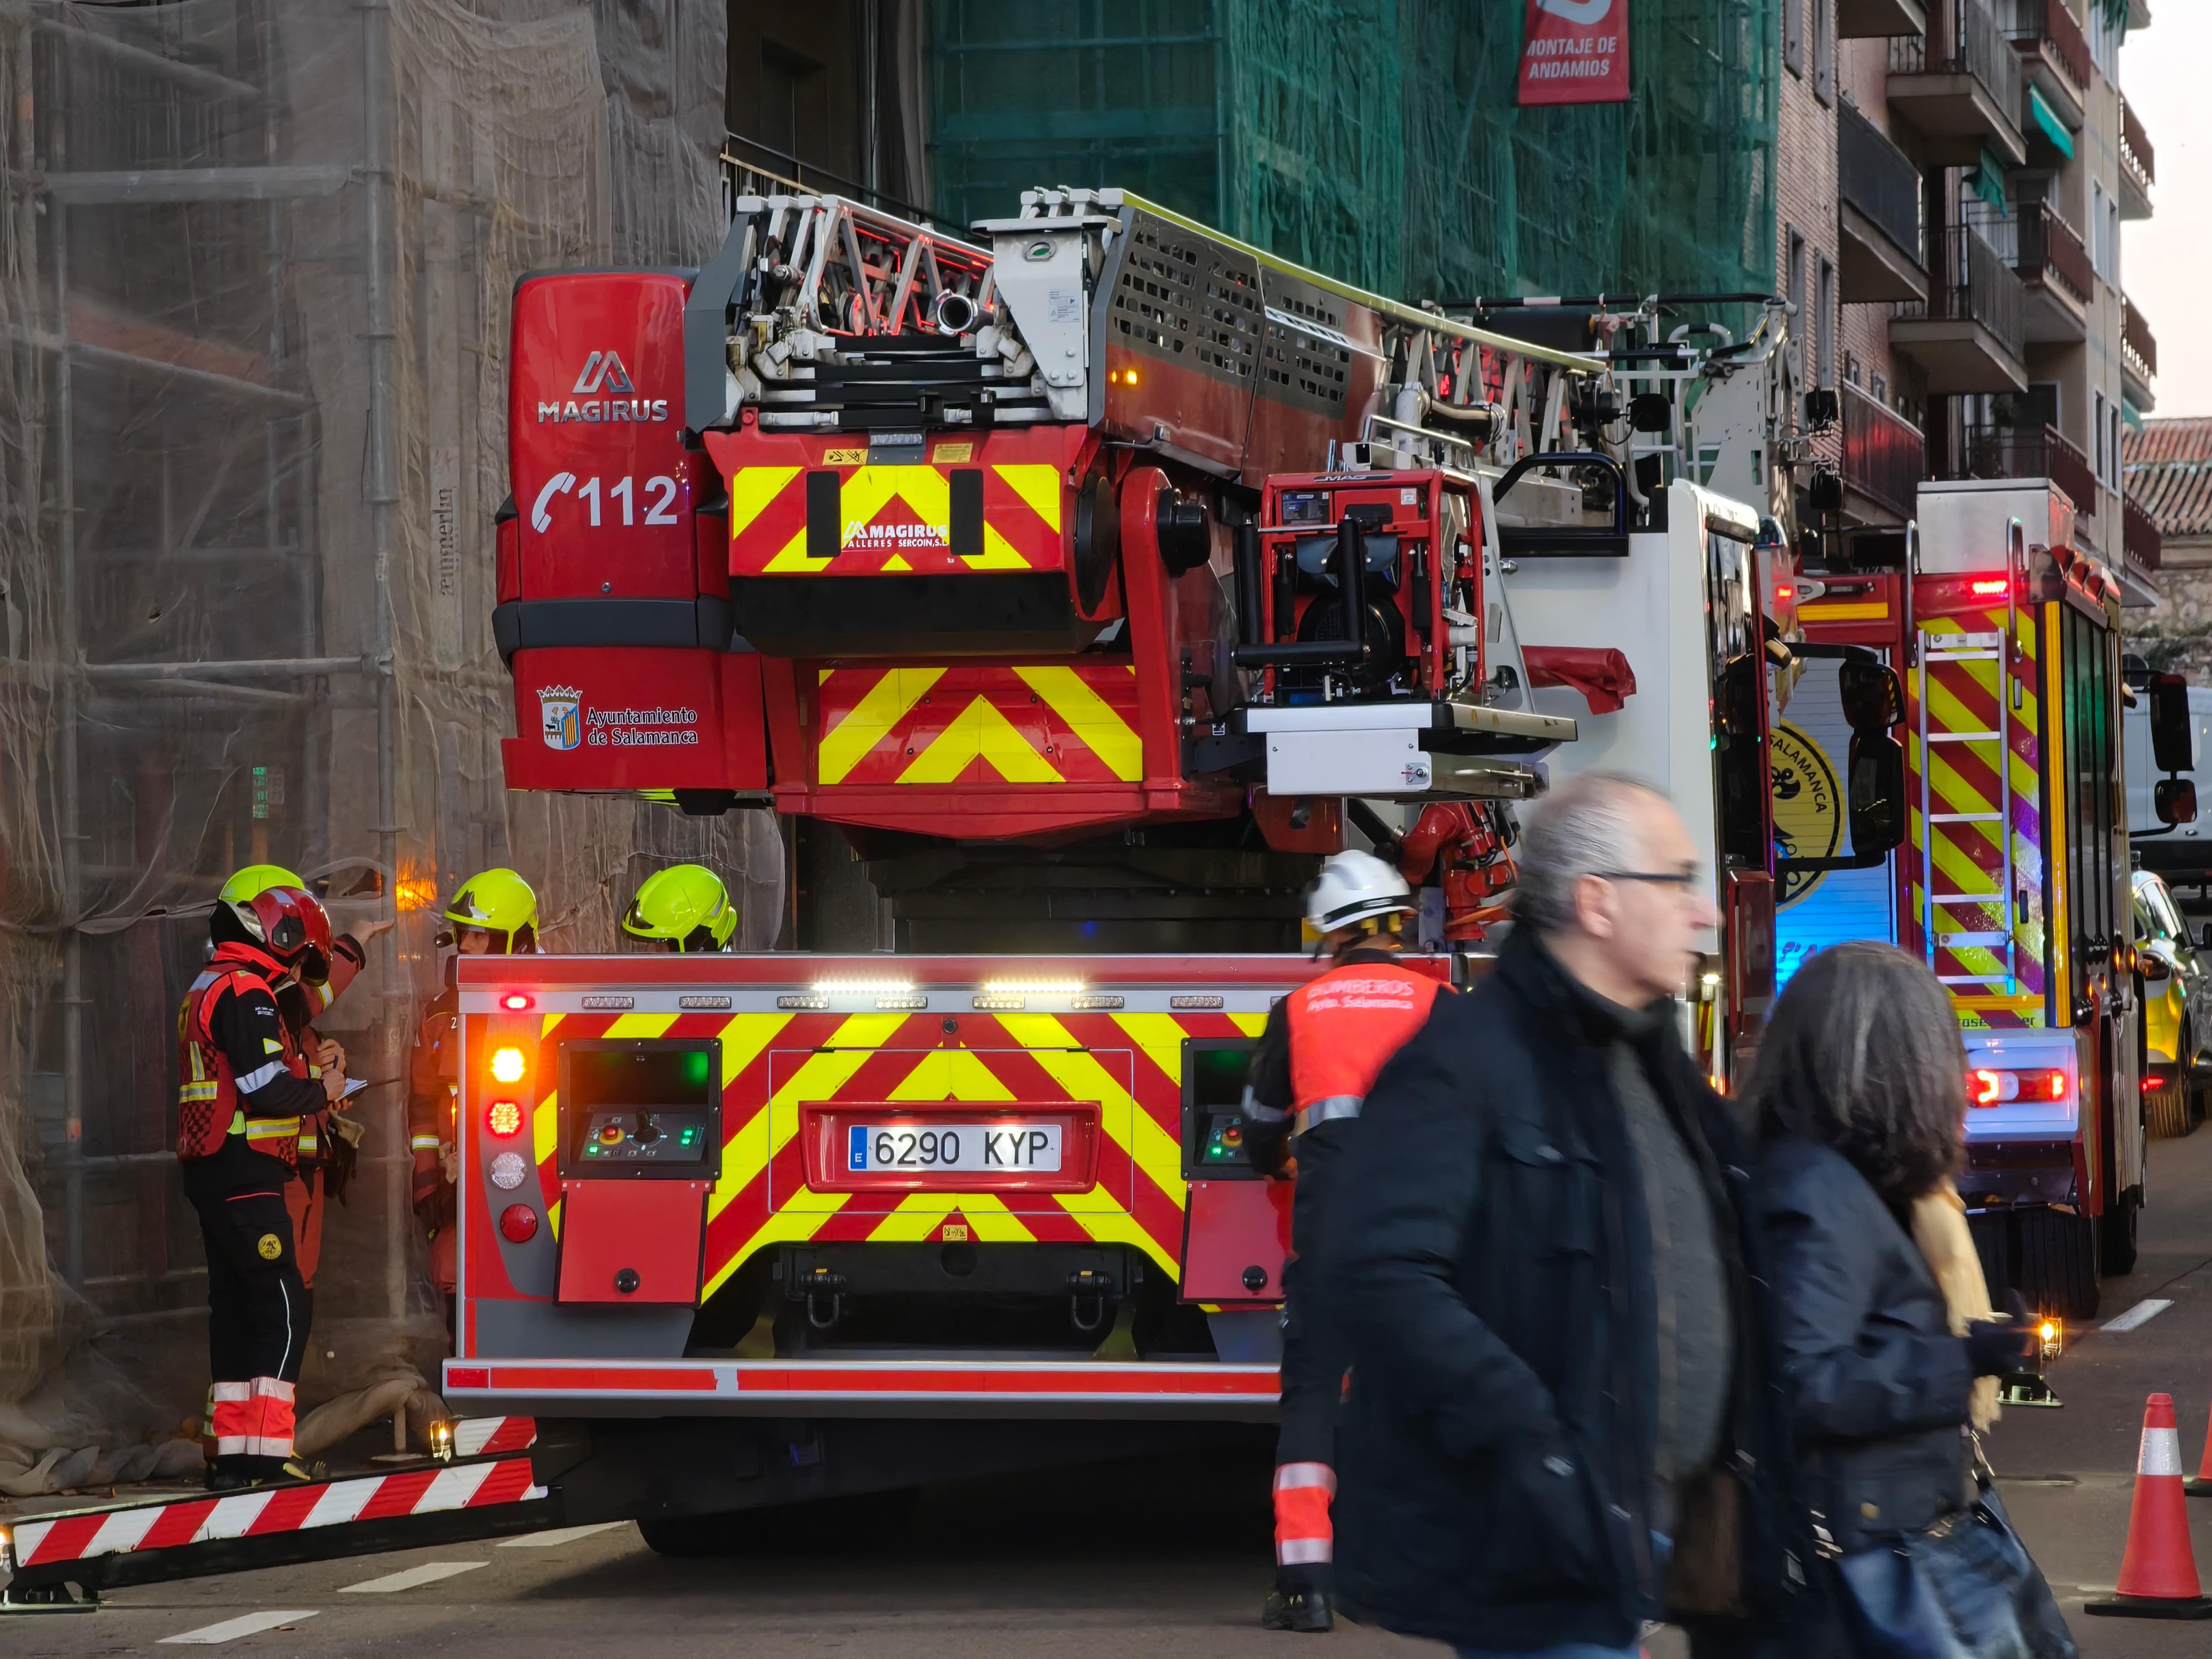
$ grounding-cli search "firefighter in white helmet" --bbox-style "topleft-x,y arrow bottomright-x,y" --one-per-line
1240,848 -> 1453,1633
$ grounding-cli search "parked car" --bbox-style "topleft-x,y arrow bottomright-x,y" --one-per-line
2134,869 -> 2210,1137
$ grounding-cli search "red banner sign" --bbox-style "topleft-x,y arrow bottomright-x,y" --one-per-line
1518,0 -> 1630,106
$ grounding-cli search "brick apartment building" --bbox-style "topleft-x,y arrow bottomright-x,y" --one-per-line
1777,0 -> 2159,601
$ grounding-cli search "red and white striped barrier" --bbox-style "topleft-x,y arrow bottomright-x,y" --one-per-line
7,1419 -> 540,1582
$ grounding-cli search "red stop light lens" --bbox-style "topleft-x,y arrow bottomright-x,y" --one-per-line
487,1099 -> 524,1138
499,1204 -> 539,1243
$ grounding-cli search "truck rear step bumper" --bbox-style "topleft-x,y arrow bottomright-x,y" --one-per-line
442,1357 -> 1281,1420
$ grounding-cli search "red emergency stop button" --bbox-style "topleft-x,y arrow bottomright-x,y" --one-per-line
499,1204 -> 540,1243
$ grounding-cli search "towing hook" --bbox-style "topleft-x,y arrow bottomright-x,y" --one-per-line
1067,1269 -> 1113,1333
798,1268 -> 847,1331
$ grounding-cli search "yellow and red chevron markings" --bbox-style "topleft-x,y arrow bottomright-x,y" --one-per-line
814,664 -> 1143,786
512,1007 -> 1264,1300
1907,606 -> 2047,1025
725,428 -> 1083,578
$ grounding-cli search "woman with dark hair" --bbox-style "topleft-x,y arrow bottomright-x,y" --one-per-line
1738,942 -> 2057,1657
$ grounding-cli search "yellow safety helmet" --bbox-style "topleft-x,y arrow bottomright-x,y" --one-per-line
443,868 -> 539,953
623,864 -> 737,953
219,864 -> 307,904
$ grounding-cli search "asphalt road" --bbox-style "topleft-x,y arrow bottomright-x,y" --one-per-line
10,1129 -> 2212,1657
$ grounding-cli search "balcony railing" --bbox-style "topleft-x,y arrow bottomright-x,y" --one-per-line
1839,99 -> 1924,265
2015,201 -> 2091,307
2124,492 -> 2163,573
1894,226 -> 2025,359
1842,384 -> 1927,520
2005,0 -> 2089,100
1953,420 -> 2098,512
2123,296 -> 2158,385
2121,96 -> 2155,188
1889,0 -> 2022,120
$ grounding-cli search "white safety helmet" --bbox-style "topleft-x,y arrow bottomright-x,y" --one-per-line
1306,848 -> 1417,934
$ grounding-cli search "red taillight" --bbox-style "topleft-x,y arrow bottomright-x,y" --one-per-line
1967,1068 -> 2069,1106
501,993 -> 532,1011
487,1099 -> 524,1138
499,1204 -> 539,1243
1969,577 -> 2009,596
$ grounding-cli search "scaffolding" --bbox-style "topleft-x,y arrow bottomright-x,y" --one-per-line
929,0 -> 1779,308
0,0 -> 779,1491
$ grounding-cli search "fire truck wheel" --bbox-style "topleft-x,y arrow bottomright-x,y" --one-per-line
2100,1189 -> 2142,1277
2016,1208 -> 2101,1322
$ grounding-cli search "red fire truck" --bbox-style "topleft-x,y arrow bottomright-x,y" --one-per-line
1782,480 -> 2194,1319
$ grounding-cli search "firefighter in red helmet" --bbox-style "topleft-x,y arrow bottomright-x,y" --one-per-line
177,882 -> 346,1489
1239,849 -> 1452,1633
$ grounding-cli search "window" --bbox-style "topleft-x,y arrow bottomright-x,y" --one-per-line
2063,608 -> 2118,979
1784,0 -> 1803,76
1787,229 -> 1807,384
2093,390 -> 2107,483
758,40 -> 823,165
1815,254 -> 1837,388
2088,179 -> 2113,283
2110,402 -> 2124,492
1812,0 -> 1834,105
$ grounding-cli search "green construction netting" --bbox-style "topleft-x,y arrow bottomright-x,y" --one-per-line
931,0 -> 1777,306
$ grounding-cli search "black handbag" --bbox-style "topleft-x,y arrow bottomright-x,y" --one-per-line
1832,1449 -> 2075,1659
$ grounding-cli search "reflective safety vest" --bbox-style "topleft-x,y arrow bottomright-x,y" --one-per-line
1286,959 -> 1444,1136
176,945 -> 307,1164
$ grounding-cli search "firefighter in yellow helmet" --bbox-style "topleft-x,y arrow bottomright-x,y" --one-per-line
411,869 -> 540,1311
212,866 -> 385,1330
622,864 -> 738,952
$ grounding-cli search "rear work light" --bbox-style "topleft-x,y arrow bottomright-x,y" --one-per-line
499,1204 -> 539,1243
490,1046 -> 527,1083
1970,1068 -> 2069,1106
487,1099 -> 525,1138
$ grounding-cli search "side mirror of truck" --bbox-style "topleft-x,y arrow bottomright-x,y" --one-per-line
1838,658 -> 1904,732
2150,673 -> 2195,775
1848,731 -> 1908,856
2155,777 -> 2199,827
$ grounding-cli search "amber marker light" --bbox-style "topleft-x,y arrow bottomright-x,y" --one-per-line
490,1046 -> 526,1084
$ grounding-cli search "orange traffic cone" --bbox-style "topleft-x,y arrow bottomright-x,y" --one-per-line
2188,1382 -> 2212,1498
2087,1394 -> 2212,1619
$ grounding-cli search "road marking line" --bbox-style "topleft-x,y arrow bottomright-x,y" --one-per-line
160,1610 -> 319,1644
497,1522 -> 628,1548
2102,1298 -> 2174,1332
337,1560 -> 488,1593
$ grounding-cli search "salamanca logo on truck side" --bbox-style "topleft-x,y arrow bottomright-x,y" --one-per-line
537,350 -> 670,424
538,683 -> 699,750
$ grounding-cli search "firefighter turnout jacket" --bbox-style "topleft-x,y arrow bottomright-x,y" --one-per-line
407,985 -> 463,1290
275,932 -> 369,1291
178,941 -> 327,1182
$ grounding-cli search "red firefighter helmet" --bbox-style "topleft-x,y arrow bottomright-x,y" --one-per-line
223,884 -> 330,964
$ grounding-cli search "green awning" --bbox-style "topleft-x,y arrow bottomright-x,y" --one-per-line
2028,85 -> 2076,159
2124,400 -> 2145,432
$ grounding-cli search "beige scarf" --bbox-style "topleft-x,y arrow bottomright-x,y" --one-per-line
1909,1179 -> 2003,1431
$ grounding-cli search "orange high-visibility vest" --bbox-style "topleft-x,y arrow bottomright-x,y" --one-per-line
1285,960 -> 1443,1135
175,944 -> 307,1164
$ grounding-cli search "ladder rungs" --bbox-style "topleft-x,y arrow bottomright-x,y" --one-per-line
1937,976 -> 2018,988
1929,892 -> 2006,903
1929,812 -> 2003,823
1933,932 -> 2011,947
1926,732 -> 2004,743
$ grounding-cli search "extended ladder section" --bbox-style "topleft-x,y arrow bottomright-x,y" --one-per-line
1919,628 -> 2018,992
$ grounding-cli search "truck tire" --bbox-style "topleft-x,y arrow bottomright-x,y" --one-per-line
2101,1189 -> 2142,1277
2016,1208 -> 2100,1321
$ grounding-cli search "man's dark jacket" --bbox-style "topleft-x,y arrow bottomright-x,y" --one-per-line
1312,930 -> 1802,1650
